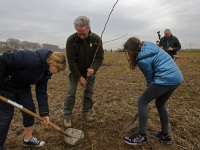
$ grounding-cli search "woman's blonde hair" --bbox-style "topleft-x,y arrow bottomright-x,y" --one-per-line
47,52 -> 66,72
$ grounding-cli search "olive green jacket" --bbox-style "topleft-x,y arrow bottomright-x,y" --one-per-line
66,31 -> 104,80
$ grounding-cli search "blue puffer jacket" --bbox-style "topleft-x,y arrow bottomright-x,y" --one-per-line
0,49 -> 52,117
137,41 -> 184,87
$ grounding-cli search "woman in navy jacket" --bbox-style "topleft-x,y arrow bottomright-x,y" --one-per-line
123,37 -> 184,145
0,49 -> 66,149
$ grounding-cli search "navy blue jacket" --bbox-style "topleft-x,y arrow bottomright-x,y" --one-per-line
137,41 -> 184,87
0,49 -> 52,117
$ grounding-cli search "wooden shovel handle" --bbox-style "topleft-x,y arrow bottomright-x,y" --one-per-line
0,95 -> 63,133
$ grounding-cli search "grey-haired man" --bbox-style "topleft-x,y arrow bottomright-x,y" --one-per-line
64,16 -> 104,128
159,29 -> 181,58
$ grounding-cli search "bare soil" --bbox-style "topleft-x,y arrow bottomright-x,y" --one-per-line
4,51 -> 200,150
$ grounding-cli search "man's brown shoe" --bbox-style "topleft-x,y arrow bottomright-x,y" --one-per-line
64,119 -> 72,128
83,115 -> 94,122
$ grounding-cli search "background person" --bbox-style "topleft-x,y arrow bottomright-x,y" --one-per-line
156,40 -> 159,46
64,16 -> 104,128
7,49 -> 11,52
0,49 -> 66,149
159,29 -> 181,58
123,37 -> 184,145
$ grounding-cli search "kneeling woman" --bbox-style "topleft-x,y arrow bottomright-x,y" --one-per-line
123,37 -> 184,145
0,49 -> 66,149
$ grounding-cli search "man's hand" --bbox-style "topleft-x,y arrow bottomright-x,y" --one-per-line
87,68 -> 94,76
160,46 -> 163,49
168,47 -> 173,51
78,76 -> 86,88
42,116 -> 49,126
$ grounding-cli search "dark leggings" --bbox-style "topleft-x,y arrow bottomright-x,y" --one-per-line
138,84 -> 180,135
0,89 -> 35,150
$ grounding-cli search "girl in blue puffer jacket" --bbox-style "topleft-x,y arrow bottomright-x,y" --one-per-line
0,49 -> 66,149
123,37 -> 184,145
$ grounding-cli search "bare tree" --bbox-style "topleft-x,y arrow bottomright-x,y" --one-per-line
30,42 -> 41,51
20,41 -> 31,50
7,38 -> 20,49
42,43 -> 59,51
3,38 -> 60,51
0,41 -> 8,47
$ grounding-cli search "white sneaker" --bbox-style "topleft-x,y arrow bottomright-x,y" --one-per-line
23,137 -> 45,147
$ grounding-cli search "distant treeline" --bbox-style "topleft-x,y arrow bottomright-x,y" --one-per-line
0,38 -> 65,51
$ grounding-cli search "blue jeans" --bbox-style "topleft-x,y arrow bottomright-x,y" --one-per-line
64,72 -> 95,119
0,88 -> 35,150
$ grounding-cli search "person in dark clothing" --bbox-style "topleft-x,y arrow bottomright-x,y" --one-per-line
64,16 -> 104,128
156,40 -> 160,46
123,37 -> 184,146
159,29 -> 181,58
0,49 -> 66,149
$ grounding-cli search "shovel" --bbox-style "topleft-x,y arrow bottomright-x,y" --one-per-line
123,113 -> 138,133
0,95 -> 84,145
123,55 -> 180,133
173,55 -> 180,61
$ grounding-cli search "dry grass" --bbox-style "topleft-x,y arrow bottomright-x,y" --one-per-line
4,51 -> 200,150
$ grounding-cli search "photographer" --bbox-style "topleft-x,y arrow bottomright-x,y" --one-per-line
159,29 -> 181,58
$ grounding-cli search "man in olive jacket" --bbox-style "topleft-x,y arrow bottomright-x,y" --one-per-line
64,16 -> 104,128
159,29 -> 181,58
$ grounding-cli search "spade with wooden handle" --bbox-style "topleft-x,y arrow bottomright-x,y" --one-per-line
123,55 -> 180,133
173,55 -> 180,61
0,95 -> 84,145
123,113 -> 138,133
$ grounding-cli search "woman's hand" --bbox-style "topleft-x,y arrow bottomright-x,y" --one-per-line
42,116 -> 49,125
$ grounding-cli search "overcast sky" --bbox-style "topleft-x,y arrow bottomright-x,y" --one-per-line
0,0 -> 199,50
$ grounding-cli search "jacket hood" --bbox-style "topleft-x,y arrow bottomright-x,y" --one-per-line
137,41 -> 159,61
36,49 -> 52,70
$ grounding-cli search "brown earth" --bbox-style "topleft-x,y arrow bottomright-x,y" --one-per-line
4,51 -> 200,150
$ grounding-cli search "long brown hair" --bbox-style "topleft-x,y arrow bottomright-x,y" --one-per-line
123,37 -> 142,70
